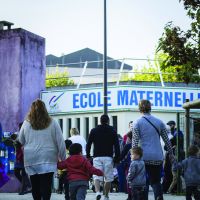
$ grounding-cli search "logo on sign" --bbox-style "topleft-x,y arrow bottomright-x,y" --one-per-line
49,92 -> 65,112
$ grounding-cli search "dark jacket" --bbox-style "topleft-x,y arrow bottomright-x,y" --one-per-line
86,124 -> 120,160
57,155 -> 103,182
173,156 -> 200,186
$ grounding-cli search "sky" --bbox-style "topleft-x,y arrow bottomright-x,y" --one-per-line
0,0 -> 191,62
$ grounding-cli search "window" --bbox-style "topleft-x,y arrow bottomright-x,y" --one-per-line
94,117 -> 98,127
76,118 -> 80,132
85,117 -> 89,140
68,118 -> 71,136
58,119 -> 63,132
112,116 -> 118,133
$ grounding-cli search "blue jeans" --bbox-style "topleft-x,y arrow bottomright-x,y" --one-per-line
145,164 -> 163,200
69,180 -> 88,200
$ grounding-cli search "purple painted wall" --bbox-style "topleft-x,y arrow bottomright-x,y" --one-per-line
0,28 -> 45,132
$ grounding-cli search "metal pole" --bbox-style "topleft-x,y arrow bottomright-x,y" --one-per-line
103,0 -> 108,115
176,112 -> 181,194
185,108 -> 190,157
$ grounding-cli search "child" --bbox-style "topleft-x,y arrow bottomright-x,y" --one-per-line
57,139 -> 72,199
57,143 -> 103,200
127,147 -> 146,200
173,145 -> 200,200
11,123 -> 31,195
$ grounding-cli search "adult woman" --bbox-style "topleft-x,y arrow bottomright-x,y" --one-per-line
132,99 -> 173,200
68,128 -> 87,156
19,99 -> 66,200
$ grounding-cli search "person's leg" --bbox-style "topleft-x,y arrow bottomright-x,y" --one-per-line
76,185 -> 87,200
186,186 -> 193,200
39,172 -> 54,200
104,182 -> 111,197
93,157 -> 103,199
116,162 -> 126,192
103,157 -> 114,199
145,164 -> 163,200
94,179 -> 102,199
64,178 -> 70,200
167,171 -> 177,193
69,184 -> 78,200
131,187 -> 139,200
58,173 -> 64,193
14,168 -> 22,183
20,168 -> 29,193
30,174 -> 41,200
192,186 -> 200,200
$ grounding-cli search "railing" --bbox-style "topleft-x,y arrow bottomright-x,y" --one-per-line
46,58 -> 200,88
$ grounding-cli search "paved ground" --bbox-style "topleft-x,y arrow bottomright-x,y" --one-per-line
0,191 -> 185,200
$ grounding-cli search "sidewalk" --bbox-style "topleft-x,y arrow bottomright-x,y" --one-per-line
0,191 -> 185,200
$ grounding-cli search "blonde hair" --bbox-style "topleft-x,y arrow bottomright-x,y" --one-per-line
27,99 -> 51,130
70,128 -> 79,136
130,147 -> 143,158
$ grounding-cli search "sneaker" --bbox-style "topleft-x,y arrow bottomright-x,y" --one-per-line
96,192 -> 101,200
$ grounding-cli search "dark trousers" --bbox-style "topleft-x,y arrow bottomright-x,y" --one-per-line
14,167 -> 31,192
69,180 -> 88,200
131,186 -> 145,200
186,186 -> 200,200
145,164 -> 163,200
30,172 -> 54,200
64,179 -> 70,200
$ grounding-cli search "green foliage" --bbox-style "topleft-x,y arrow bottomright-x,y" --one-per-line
46,69 -> 74,88
121,53 -> 181,82
157,0 -> 200,83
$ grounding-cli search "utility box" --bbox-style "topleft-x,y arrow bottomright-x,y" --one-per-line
0,22 -> 45,132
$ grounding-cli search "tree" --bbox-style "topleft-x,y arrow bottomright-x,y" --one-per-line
121,53 -> 181,83
46,69 -> 74,88
157,0 -> 200,83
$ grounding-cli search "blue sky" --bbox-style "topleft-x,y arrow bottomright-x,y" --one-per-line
0,0 -> 190,60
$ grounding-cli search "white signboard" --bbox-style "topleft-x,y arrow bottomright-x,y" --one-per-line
41,86 -> 200,114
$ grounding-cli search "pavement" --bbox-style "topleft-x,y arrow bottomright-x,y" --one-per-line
0,191 -> 185,200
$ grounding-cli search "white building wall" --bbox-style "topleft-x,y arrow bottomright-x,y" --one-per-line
51,110 -> 182,140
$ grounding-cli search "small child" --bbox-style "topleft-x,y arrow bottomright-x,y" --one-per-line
127,147 -> 146,200
57,139 -> 72,199
57,143 -> 103,200
173,145 -> 200,200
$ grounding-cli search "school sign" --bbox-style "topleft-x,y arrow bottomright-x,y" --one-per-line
41,85 -> 200,114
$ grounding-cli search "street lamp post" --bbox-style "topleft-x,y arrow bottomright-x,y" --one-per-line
103,0 -> 108,115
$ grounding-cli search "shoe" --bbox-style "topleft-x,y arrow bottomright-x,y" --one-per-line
18,191 -> 25,195
96,192 -> 101,200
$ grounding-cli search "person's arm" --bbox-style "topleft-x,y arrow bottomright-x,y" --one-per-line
54,120 -> 66,161
132,123 -> 140,148
172,160 -> 184,172
160,127 -> 173,155
57,160 -> 67,170
113,130 -> 120,162
86,130 -> 94,158
120,144 -> 131,161
127,162 -> 136,182
18,121 -> 26,145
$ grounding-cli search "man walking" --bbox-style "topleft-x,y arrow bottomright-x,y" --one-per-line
132,100 -> 174,200
86,114 -> 120,200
